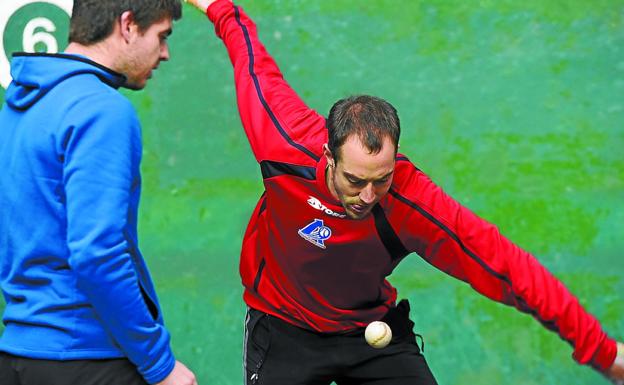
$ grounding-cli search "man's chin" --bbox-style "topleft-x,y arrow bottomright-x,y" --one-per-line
345,206 -> 372,220
123,81 -> 147,91
123,76 -> 148,91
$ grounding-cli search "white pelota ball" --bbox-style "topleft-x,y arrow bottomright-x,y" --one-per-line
365,321 -> 392,348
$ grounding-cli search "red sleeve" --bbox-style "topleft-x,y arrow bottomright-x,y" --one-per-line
390,159 -> 617,371
207,0 -> 327,165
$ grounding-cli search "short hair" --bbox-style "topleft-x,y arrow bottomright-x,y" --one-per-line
326,95 -> 400,162
69,0 -> 182,45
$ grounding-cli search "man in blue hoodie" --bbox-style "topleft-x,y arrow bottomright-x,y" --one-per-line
0,1 -> 198,385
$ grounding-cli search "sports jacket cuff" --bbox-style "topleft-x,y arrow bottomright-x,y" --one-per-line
207,0 -> 231,22
585,337 -> 617,372
141,348 -> 176,384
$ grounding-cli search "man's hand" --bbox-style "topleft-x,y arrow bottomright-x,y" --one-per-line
184,0 -> 221,13
156,360 -> 198,385
606,342 -> 624,385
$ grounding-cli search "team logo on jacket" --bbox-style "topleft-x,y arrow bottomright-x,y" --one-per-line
298,219 -> 332,249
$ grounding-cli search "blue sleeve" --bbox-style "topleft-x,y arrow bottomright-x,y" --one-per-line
61,93 -> 175,384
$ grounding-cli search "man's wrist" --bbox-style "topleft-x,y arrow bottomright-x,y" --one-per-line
184,0 -> 217,13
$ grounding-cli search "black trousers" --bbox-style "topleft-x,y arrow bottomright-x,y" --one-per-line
244,300 -> 438,385
0,353 -> 147,385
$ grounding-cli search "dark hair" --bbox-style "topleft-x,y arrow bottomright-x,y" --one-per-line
69,0 -> 182,45
326,95 -> 400,162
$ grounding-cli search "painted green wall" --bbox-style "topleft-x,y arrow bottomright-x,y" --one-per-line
1,1 -> 623,384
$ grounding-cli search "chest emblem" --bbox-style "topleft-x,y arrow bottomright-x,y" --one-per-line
298,219 -> 332,249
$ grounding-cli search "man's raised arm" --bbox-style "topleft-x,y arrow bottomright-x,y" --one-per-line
189,0 -> 326,166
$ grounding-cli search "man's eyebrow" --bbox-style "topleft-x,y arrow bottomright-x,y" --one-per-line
343,172 -> 364,182
343,170 -> 394,181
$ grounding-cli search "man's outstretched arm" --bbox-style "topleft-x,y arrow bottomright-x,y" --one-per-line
187,0 -> 327,165
394,162 -> 624,383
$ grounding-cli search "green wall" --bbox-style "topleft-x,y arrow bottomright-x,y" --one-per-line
1,1 -> 623,384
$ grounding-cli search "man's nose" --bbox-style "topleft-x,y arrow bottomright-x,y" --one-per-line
359,184 -> 375,204
160,42 -> 170,61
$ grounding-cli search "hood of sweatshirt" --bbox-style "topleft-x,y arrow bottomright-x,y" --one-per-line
5,52 -> 126,110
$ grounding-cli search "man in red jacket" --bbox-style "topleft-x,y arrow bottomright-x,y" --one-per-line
186,1 -> 624,384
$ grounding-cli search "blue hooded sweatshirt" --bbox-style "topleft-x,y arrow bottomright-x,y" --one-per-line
0,53 -> 175,384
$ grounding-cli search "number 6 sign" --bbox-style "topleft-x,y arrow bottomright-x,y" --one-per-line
0,0 -> 72,89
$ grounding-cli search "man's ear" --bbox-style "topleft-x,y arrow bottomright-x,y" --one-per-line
323,144 -> 335,168
119,10 -> 138,43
